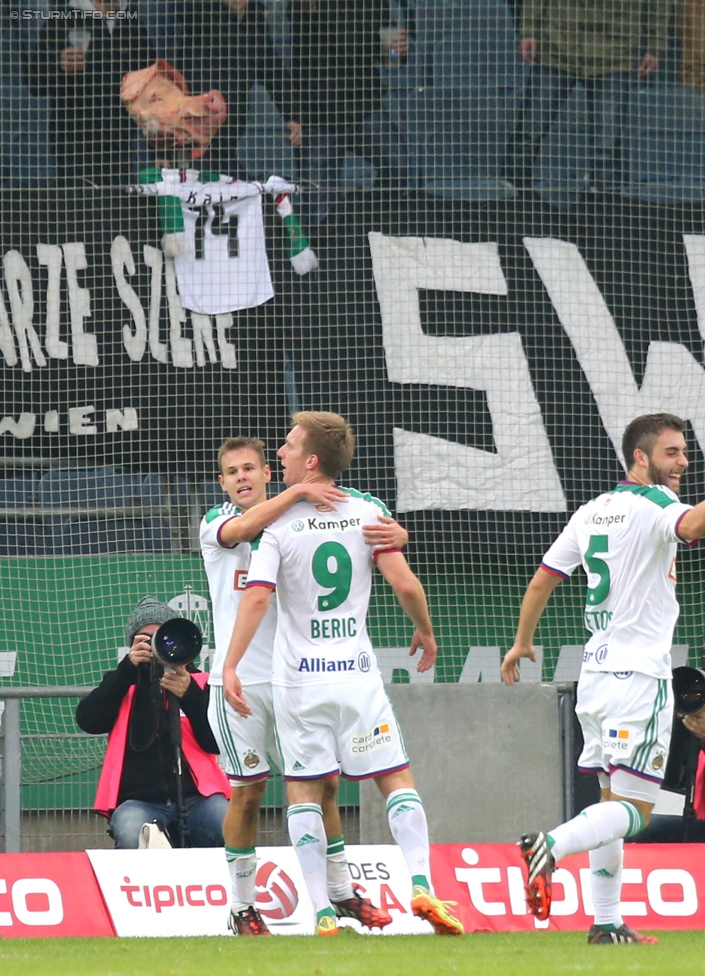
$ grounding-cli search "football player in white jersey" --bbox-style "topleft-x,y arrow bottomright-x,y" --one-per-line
222,413 -> 464,937
502,413 -> 705,945
201,436 -> 404,935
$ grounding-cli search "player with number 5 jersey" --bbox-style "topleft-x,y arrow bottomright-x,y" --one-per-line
542,478 -> 693,680
502,413 -> 705,946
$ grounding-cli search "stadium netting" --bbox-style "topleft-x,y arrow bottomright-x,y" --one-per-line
2,0 -> 705,848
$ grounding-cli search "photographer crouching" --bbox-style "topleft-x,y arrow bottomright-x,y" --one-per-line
76,596 -> 230,848
629,665 -> 705,843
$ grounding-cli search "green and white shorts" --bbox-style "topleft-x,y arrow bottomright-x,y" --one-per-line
576,669 -> 673,789
272,674 -> 409,781
208,682 -> 281,784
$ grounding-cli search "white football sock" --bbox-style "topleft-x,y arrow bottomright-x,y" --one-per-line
590,839 -> 624,928
287,803 -> 332,915
225,845 -> 257,912
549,801 -> 643,862
326,835 -> 354,901
386,789 -> 432,892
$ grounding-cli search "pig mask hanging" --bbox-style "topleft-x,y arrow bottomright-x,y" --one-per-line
121,60 -> 227,160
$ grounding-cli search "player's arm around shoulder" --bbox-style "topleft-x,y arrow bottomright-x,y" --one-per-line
376,551 -> 436,672
217,481 -> 348,547
501,566 -> 564,686
362,514 -> 408,552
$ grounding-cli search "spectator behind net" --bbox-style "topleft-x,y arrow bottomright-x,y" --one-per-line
288,0 -> 413,233
502,0 -> 670,195
23,0 -> 156,187
183,0 -> 301,179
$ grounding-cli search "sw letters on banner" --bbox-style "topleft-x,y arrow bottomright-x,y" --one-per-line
2,190 -> 705,550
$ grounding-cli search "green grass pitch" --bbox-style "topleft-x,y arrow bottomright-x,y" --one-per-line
2,930 -> 705,975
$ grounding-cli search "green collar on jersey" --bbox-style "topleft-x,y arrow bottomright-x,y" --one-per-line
338,484 -> 391,517
611,481 -> 678,508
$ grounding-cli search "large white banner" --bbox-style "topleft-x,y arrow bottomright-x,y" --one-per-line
88,845 -> 432,937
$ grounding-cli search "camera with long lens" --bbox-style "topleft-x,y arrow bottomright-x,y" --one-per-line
672,666 -> 705,716
151,618 -> 203,671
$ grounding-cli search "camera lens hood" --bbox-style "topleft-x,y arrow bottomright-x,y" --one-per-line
672,665 -> 705,715
152,618 -> 203,667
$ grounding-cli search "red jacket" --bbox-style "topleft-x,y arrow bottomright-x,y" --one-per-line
94,672 -> 230,816
695,750 -> 705,820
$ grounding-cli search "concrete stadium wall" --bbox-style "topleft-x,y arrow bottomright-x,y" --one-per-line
359,683 -> 564,844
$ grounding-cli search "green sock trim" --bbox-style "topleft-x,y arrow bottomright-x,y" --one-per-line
546,833 -> 556,850
225,845 -> 256,861
411,875 -> 430,891
287,803 -> 323,818
316,907 -> 336,921
595,923 -> 618,932
619,800 -> 645,838
326,835 -> 345,856
386,791 -> 421,813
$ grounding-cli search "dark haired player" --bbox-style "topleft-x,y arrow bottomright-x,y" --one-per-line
502,413 -> 705,944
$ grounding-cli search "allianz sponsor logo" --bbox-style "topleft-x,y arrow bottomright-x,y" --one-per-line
291,517 -> 362,533
298,656 -> 355,673
583,643 -> 609,664
298,651 -> 371,673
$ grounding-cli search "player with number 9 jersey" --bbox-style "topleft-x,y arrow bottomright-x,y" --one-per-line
246,488 -> 391,688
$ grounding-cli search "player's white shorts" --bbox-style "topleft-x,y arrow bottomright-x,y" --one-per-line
272,674 -> 409,780
208,682 -> 281,783
575,669 -> 673,783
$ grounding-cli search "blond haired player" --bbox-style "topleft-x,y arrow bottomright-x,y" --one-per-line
222,414 -> 464,937
200,436 -> 403,935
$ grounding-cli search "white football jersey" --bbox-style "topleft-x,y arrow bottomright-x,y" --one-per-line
245,487 -> 392,688
199,502 -> 275,686
542,481 -> 694,679
137,171 -> 300,314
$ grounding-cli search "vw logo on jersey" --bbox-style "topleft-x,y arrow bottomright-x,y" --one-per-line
358,652 -> 371,673
291,520 -> 305,532
596,644 -> 609,664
